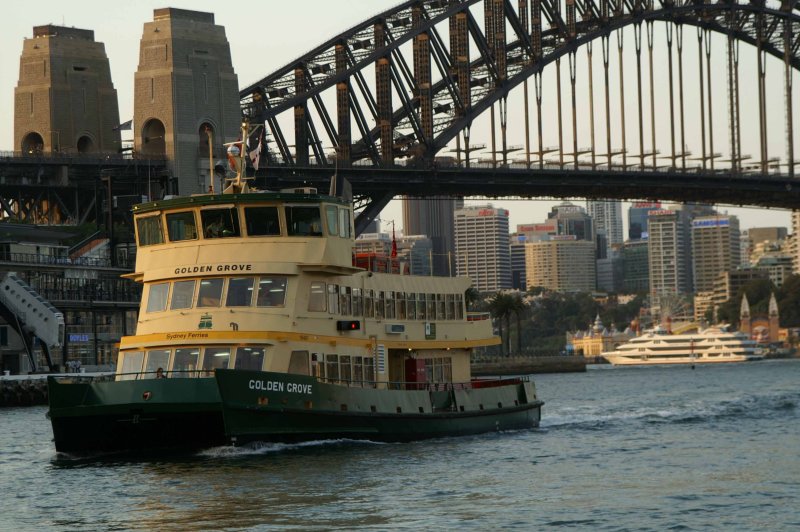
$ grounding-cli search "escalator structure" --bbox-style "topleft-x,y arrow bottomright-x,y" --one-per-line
0,273 -> 64,372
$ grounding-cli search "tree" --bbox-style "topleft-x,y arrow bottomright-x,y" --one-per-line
511,293 -> 529,354
464,287 -> 481,311
777,274 -> 800,327
488,292 -> 515,355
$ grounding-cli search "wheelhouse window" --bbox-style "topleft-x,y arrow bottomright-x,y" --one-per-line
170,280 -> 195,310
201,207 -> 240,238
145,349 -> 170,378
234,347 -> 265,370
226,277 -> 255,307
173,348 -> 200,378
136,215 -> 164,246
244,206 -> 281,236
166,211 -> 198,241
286,205 -> 322,236
308,282 -> 326,311
202,347 -> 230,374
326,205 -> 339,236
256,276 -> 287,307
146,283 -> 169,313
197,278 -> 224,307
118,351 -> 144,380
338,207 -> 351,238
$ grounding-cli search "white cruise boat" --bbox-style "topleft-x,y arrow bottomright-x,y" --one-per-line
602,325 -> 764,366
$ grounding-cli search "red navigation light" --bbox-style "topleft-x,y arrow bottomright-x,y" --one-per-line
336,320 -> 361,331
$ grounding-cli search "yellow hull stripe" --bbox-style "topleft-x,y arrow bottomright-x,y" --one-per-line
119,330 -> 499,351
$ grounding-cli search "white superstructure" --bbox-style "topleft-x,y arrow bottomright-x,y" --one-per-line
602,325 -> 763,365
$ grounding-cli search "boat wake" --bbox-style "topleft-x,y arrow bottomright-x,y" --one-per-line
541,390 -> 799,431
198,438 -> 386,458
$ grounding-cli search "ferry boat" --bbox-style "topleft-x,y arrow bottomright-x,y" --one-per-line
601,325 -> 764,366
46,127 -> 543,453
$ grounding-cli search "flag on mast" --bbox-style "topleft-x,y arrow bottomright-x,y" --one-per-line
249,131 -> 264,170
391,221 -> 397,258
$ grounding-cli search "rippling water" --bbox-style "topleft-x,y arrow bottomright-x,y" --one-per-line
1,360 -> 798,531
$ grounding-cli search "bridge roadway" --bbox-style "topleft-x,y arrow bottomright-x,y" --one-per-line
256,162 -> 800,232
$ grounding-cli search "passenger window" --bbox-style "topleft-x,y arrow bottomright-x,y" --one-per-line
170,280 -> 195,310
146,283 -> 169,313
407,293 -> 417,320
308,282 -> 326,312
197,278 -> 224,307
339,286 -> 351,315
119,351 -> 144,380
375,291 -> 385,320
325,354 -> 339,381
352,288 -> 363,316
173,348 -> 200,378
227,277 -> 255,307
234,347 -> 265,370
286,206 -> 322,236
256,276 -> 287,307
136,216 -> 164,246
201,347 -> 230,375
244,206 -> 281,236
326,205 -> 338,236
166,211 -> 198,241
201,208 -> 240,238
288,350 -> 310,375
363,289 -> 374,318
144,349 -> 170,378
328,284 -> 339,314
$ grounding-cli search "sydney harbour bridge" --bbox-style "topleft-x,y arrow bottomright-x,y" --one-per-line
238,0 -> 800,233
3,0 -> 800,233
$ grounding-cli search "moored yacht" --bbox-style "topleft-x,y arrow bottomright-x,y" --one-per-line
602,325 -> 764,366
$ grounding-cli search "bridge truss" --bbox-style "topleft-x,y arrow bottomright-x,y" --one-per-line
241,0 -> 800,232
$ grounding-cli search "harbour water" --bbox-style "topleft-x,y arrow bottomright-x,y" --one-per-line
1,359 -> 798,530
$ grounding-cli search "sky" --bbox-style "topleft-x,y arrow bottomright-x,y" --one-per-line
0,0 -> 794,234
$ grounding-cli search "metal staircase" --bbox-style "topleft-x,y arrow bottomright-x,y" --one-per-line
0,273 -> 64,371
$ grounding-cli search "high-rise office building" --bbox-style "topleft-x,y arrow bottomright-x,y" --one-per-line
647,208 -> 693,298
509,233 -> 528,290
622,239 -> 650,293
546,202 -> 594,241
15,25 -> 121,155
524,238 -> 596,292
587,200 -> 623,253
134,8 -> 240,196
691,214 -> 741,293
454,205 -> 511,292
402,198 -> 457,277
628,202 -> 661,240
793,211 -> 800,274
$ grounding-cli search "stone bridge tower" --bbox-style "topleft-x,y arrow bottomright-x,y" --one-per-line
14,25 -> 121,155
134,8 -> 240,196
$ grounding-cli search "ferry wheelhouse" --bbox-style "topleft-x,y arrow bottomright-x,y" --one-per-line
47,172 -> 542,452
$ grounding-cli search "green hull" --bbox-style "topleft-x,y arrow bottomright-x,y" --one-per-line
215,369 -> 543,444
47,377 -> 225,454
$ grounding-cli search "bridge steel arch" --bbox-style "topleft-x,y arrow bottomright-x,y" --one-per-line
241,0 -> 800,231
